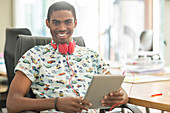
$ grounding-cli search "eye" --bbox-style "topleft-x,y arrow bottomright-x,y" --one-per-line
65,21 -> 72,25
52,20 -> 60,25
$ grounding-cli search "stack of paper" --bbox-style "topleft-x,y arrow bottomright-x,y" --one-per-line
122,59 -> 164,74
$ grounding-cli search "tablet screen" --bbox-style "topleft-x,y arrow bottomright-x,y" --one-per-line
84,74 -> 125,109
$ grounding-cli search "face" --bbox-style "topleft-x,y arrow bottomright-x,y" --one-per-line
46,10 -> 77,45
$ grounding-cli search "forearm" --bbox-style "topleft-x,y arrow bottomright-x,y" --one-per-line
7,96 -> 55,113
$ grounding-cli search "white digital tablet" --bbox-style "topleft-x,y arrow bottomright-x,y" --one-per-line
84,74 -> 125,109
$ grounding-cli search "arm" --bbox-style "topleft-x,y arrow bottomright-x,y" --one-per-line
7,71 -> 91,113
6,71 -> 55,113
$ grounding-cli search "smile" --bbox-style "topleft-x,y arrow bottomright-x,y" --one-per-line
58,34 -> 66,36
57,32 -> 69,37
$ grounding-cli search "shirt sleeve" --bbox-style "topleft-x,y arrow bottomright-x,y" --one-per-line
15,46 -> 41,82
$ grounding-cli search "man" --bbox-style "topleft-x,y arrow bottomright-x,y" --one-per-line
7,1 -> 128,113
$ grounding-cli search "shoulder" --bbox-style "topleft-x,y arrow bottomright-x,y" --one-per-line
76,46 -> 99,55
26,44 -> 51,56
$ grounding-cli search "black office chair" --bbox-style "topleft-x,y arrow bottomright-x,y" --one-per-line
14,34 -> 142,113
0,28 -> 31,112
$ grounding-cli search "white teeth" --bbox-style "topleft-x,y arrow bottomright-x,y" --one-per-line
58,34 -> 66,36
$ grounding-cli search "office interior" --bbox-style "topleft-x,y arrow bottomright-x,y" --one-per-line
0,0 -> 170,65
1,0 -> 170,113
1,0 -> 170,66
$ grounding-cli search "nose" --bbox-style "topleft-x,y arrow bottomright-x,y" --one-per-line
58,23 -> 66,31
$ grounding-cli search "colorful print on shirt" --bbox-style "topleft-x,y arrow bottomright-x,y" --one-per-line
15,44 -> 109,112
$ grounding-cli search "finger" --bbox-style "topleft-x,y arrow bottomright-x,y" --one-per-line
77,98 -> 92,106
101,100 -> 122,107
71,106 -> 83,112
72,102 -> 89,111
79,99 -> 92,110
101,96 -> 124,107
110,92 -> 123,96
72,98 -> 91,111
66,102 -> 83,113
108,95 -> 123,100
104,90 -> 122,98
102,99 -> 123,104
103,94 -> 123,101
102,103 -> 121,107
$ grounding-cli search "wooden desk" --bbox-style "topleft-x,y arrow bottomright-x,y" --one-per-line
0,71 -> 8,93
122,74 -> 170,112
0,71 -> 7,77
0,84 -> 8,93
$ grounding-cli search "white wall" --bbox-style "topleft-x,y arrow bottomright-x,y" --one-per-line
164,1 -> 170,66
0,0 -> 12,53
120,1 -> 144,54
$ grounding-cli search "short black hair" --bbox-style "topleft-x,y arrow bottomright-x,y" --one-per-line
47,1 -> 76,22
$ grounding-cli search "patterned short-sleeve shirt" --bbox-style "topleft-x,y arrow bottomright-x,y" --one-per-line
15,43 -> 109,112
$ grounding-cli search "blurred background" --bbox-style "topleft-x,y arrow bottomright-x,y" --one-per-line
0,0 -> 170,66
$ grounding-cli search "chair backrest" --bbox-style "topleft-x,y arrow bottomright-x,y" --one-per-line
14,35 -> 51,66
15,35 -> 85,66
73,36 -> 86,47
4,28 -> 32,88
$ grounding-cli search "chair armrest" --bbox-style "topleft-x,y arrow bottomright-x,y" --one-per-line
99,104 -> 142,113
120,104 -> 142,113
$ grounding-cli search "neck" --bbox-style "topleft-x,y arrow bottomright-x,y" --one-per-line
53,38 -> 73,45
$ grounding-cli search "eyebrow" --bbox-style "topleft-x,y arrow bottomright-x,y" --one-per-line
52,19 -> 60,23
64,19 -> 73,22
51,19 -> 73,23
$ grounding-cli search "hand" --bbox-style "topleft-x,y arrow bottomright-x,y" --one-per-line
57,97 -> 92,113
101,88 -> 128,108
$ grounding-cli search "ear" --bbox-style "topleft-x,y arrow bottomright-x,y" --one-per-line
46,19 -> 50,28
74,19 -> 77,28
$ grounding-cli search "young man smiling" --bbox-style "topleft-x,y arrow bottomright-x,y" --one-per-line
47,10 -> 76,45
7,1 -> 128,113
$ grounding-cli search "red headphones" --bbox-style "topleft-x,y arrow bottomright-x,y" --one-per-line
51,40 -> 76,55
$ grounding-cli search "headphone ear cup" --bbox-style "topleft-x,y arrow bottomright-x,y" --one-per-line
51,40 -> 57,49
51,43 -> 57,49
68,41 -> 76,54
58,43 -> 68,55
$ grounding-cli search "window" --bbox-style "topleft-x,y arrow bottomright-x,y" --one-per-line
13,0 -> 163,63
